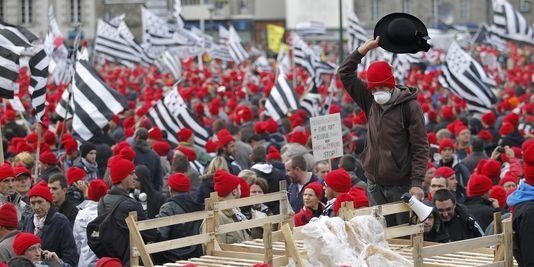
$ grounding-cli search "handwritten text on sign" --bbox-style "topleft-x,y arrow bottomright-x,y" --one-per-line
310,113 -> 343,161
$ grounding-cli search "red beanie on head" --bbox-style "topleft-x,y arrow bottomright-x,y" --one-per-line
522,139 -> 534,165
489,185 -> 507,209
213,170 -> 240,197
325,168 -> 351,193
177,146 -> 196,161
148,127 -> 163,141
503,113 -> 520,128
0,163 -> 14,181
66,167 -> 86,186
440,106 -> 454,121
96,257 -> 122,267
13,233 -> 41,256
524,163 -> 534,186
266,146 -> 282,161
109,159 -> 135,184
87,179 -> 108,202
366,61 -> 395,90
39,151 -> 57,165
119,146 -> 136,161
289,131 -> 308,146
333,187 -> 369,215
238,178 -> 250,198
0,203 -> 19,228
304,182 -> 324,200
435,167 -> 455,178
28,182 -> 53,203
477,129 -> 493,143
168,173 -> 191,193
466,174 -> 493,197
499,172 -> 519,187
439,138 -> 455,152
63,138 -> 78,154
481,112 -> 496,126
152,141 -> 171,157
205,139 -> 218,153
177,128 -> 193,142
499,122 -> 515,136
481,159 -> 502,181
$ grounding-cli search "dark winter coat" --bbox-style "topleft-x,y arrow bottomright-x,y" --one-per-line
195,174 -> 214,205
339,50 -> 429,188
58,197 -> 80,226
135,165 -> 166,219
251,162 -> 287,214
462,151 -> 488,174
442,204 -> 484,242
134,140 -> 163,191
22,207 -> 79,266
464,196 -> 498,232
38,165 -> 62,183
512,201 -> 534,267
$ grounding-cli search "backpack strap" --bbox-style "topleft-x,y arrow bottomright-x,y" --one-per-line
401,100 -> 412,130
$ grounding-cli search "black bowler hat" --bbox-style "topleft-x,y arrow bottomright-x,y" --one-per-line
374,13 -> 431,54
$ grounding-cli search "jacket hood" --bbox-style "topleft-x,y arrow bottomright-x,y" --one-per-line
135,140 -> 152,153
393,86 -> 419,105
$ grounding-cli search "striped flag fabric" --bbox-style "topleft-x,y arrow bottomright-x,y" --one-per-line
300,93 -> 322,117
142,7 -> 189,57
55,86 -> 74,120
28,47 -> 49,122
323,77 -> 337,114
209,44 -> 233,62
295,21 -> 326,36
227,26 -> 249,64
292,33 -> 336,87
472,24 -> 507,51
156,51 -> 182,80
346,10 -> 368,53
438,42 -> 497,114
265,72 -> 299,121
116,20 -> 154,66
146,88 -> 210,149
71,59 -> 128,141
0,22 -> 30,98
95,19 -> 145,67
490,0 -> 533,45
388,52 -> 423,84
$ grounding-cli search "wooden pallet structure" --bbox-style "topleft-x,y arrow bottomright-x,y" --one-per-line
126,181 -> 307,267
338,202 -> 516,267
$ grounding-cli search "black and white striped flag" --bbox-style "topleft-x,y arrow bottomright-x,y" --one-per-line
438,42 -> 497,114
227,26 -> 249,64
292,33 -> 336,87
388,52 -> 423,84
142,7 -> 189,57
490,0 -> 533,45
146,88 -> 210,149
55,86 -> 74,120
295,21 -> 326,36
95,19 -> 145,67
265,72 -> 299,121
472,24 -> 507,51
301,93 -> 322,117
71,59 -> 128,141
209,44 -> 233,62
156,51 -> 182,80
346,10 -> 368,53
28,47 -> 49,122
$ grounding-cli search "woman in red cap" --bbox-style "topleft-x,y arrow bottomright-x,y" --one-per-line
293,182 -> 324,227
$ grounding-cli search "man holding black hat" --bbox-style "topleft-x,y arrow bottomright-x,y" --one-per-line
339,13 -> 430,226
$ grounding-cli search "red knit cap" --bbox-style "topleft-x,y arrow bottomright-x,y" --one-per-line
477,129 -> 493,143
238,178 -> 250,198
28,182 -> 53,203
440,106 -> 454,121
205,139 -> 218,153
427,132 -> 438,145
110,159 -> 135,184
524,163 -> 534,186
266,146 -> 282,161
13,233 -> 41,256
43,130 -> 56,146
489,185 -> 507,209
503,113 -> 520,128
481,159 -> 502,181
67,167 -> 86,186
119,146 -> 136,161
466,174 -> 493,197
0,163 -> 14,181
177,128 -> 193,142
112,141 -> 130,156
39,151 -> 57,165
213,170 -> 240,197
0,203 -> 18,228
454,124 -> 469,137
325,168 -> 351,193
264,119 -> 278,134
499,172 -> 519,187
481,112 -> 496,126
96,257 -> 122,267
304,182 -> 324,200
522,139 -> 534,165
366,61 -> 395,90
87,179 -> 108,202
435,167 -> 455,178
217,134 -> 235,149
333,187 -> 369,215
177,146 -> 196,161
499,121 -> 515,136
438,138 -> 455,152
152,141 -> 171,157
148,127 -> 163,141
13,165 -> 30,178
63,138 -> 78,154
289,131 -> 308,146
168,173 -> 191,192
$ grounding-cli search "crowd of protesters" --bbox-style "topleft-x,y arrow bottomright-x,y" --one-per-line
0,38 -> 532,267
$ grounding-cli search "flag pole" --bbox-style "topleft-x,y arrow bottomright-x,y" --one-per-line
0,99 -> 5,165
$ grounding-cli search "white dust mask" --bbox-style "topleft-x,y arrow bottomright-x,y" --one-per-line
372,91 -> 392,105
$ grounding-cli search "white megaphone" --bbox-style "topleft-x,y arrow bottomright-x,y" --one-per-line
401,193 -> 433,222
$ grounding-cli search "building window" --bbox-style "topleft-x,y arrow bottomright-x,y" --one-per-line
461,0 -> 470,21
70,0 -> 82,24
182,0 -> 200,5
21,0 -> 32,24
519,0 -> 530,12
402,0 -> 411,13
372,0 -> 380,21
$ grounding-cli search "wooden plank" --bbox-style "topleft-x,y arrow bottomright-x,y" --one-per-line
412,232 -> 424,267
272,255 -> 289,266
480,262 -> 505,267
125,214 -> 154,267
205,192 -> 218,256
145,234 -> 211,254
263,223 -> 273,265
129,212 -> 139,267
347,202 -> 411,218
502,220 -> 513,267
217,215 -> 285,234
421,235 -> 503,258
282,224 -> 303,267
136,210 -> 211,231
216,192 -> 284,210
210,251 -> 265,262
271,229 -> 284,242
385,224 -> 424,239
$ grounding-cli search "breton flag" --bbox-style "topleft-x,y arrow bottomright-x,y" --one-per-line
472,24 -> 507,51
388,52 -> 424,84
156,51 -> 182,81
490,0 -> 534,45
295,21 -> 326,36
346,10 -> 368,53
55,86 -> 74,120
438,42 -> 497,114
265,72 -> 299,121
116,18 -> 154,66
95,19 -> 144,67
141,7 -> 189,57
146,88 -> 210,149
300,93 -> 322,118
292,33 -> 336,87
70,59 -> 128,141
227,26 -> 249,64
0,21 -> 49,122
209,44 -> 233,62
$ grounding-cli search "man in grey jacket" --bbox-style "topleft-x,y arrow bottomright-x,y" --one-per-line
0,203 -> 20,262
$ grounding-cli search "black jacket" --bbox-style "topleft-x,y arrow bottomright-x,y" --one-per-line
58,197 -> 79,226
512,201 -> 534,267
22,207 -> 78,266
38,165 -> 62,183
135,165 -> 166,219
442,204 -> 484,242
464,196 -> 498,232
461,151 -> 488,174
194,174 -> 213,205
153,193 -> 204,264
251,162 -> 287,214
3,122 -> 27,141
98,186 -> 159,265
134,140 -> 163,191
